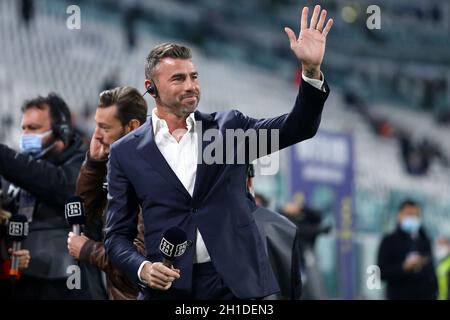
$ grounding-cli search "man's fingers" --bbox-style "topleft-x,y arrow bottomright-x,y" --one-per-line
13,249 -> 29,256
284,27 -> 296,46
316,9 -> 327,32
150,277 -> 170,288
153,263 -> 180,279
322,18 -> 333,37
164,282 -> 172,290
300,6 -> 308,31
149,269 -> 169,282
100,142 -> 110,157
309,5 -> 321,30
150,281 -> 172,291
148,282 -> 165,290
150,268 -> 178,283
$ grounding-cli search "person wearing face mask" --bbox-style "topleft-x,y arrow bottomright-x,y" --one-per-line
435,236 -> 450,300
0,93 -> 104,299
377,199 -> 438,300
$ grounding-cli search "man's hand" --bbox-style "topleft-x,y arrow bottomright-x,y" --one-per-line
8,248 -> 31,270
402,253 -> 430,272
67,232 -> 90,259
284,5 -> 333,80
140,262 -> 181,290
89,134 -> 109,161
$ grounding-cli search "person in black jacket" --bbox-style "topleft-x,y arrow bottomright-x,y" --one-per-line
246,165 -> 302,300
377,199 -> 438,300
0,207 -> 31,299
0,93 -> 106,299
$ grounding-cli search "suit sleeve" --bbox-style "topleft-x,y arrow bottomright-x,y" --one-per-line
0,144 -> 82,206
233,78 -> 330,161
104,145 -> 146,285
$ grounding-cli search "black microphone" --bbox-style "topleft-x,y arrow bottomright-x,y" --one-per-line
159,227 -> 190,267
7,214 -> 29,279
65,196 -> 85,235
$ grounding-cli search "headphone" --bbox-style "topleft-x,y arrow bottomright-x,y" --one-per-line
50,102 -> 72,146
143,80 -> 158,97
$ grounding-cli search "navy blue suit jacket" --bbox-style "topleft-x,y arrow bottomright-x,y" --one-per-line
104,79 -> 329,299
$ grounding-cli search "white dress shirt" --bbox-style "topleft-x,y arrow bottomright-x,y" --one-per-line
138,109 -> 211,281
138,72 -> 324,281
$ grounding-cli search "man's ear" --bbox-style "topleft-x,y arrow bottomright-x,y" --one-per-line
144,79 -> 158,98
144,79 -> 151,90
127,119 -> 141,132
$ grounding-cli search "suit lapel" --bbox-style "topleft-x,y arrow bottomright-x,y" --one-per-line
192,111 -> 221,203
135,120 -> 191,200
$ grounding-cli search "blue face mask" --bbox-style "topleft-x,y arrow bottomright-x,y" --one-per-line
400,216 -> 421,234
19,130 -> 52,155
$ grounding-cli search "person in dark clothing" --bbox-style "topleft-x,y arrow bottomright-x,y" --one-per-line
67,86 -> 148,299
377,199 -> 438,300
20,0 -> 34,29
0,93 -> 105,299
0,207 -> 31,299
247,165 -> 302,300
279,201 -> 330,299
123,5 -> 140,51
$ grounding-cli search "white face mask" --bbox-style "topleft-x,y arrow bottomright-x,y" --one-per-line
435,245 -> 450,260
400,216 -> 421,234
19,130 -> 52,154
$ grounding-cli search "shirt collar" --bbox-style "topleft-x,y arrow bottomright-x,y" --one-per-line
151,108 -> 196,136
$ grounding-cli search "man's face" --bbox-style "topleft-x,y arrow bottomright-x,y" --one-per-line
21,105 -> 54,147
398,205 -> 421,223
152,58 -> 201,116
93,105 -> 127,147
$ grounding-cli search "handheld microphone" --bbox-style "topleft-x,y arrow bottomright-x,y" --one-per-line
7,214 -> 29,279
159,227 -> 190,268
65,196 -> 85,235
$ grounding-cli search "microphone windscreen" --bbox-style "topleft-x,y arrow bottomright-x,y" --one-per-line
65,195 -> 86,226
159,227 -> 188,261
7,214 -> 29,242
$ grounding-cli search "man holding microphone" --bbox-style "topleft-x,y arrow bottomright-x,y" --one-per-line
105,5 -> 333,299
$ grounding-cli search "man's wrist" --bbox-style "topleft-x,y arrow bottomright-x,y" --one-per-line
86,151 -> 108,170
138,260 -> 152,285
302,65 -> 321,80
302,71 -> 325,91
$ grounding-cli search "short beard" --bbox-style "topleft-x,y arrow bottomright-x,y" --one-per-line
161,99 -> 199,118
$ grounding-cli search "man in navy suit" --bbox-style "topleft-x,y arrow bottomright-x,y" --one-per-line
105,5 -> 333,299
